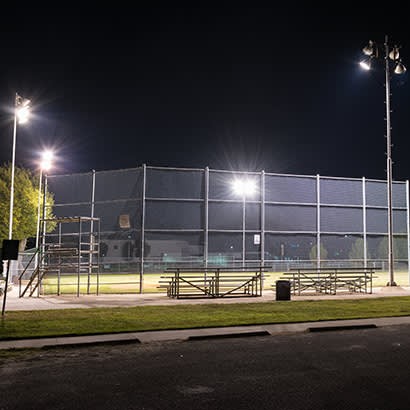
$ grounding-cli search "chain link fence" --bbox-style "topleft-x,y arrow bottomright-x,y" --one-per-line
18,165 -> 409,294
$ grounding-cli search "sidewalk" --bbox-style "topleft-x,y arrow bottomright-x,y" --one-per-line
5,286 -> 410,311
1,315 -> 410,350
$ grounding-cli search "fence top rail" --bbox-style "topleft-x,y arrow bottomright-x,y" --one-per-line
42,216 -> 101,223
48,164 -> 408,184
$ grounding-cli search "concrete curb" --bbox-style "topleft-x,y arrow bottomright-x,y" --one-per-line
1,315 -> 410,350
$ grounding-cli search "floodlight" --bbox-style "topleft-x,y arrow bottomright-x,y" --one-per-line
40,160 -> 52,171
17,105 -> 30,124
362,41 -> 374,56
232,178 -> 256,197
42,150 -> 54,162
359,58 -> 371,70
389,46 -> 400,61
394,61 -> 406,74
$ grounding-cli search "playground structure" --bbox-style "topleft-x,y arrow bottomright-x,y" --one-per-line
19,216 -> 100,297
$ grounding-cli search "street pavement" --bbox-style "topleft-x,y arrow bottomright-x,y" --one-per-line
1,323 -> 410,410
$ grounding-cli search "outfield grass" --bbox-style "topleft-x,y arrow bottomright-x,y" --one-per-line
37,270 -> 410,295
2,296 -> 410,341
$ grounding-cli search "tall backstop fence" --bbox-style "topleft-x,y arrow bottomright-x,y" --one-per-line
20,165 -> 409,294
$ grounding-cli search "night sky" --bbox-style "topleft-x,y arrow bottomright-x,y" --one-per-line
1,5 -> 410,180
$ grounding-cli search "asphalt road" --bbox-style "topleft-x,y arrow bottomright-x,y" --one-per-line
1,324 -> 410,410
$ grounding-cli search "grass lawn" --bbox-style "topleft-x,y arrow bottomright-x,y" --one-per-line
2,296 -> 410,341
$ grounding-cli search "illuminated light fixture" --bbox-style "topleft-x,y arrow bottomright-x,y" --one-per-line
362,40 -> 375,56
394,61 -> 406,74
39,149 -> 54,171
40,160 -> 52,171
41,150 -> 54,162
389,46 -> 400,61
17,104 -> 30,124
232,178 -> 257,197
359,58 -> 371,70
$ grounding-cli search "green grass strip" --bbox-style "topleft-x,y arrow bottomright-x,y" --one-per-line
1,296 -> 410,341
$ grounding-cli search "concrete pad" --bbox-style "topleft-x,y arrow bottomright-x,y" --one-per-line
378,286 -> 409,293
4,286 -> 410,312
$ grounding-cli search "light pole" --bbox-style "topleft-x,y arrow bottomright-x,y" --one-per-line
360,35 -> 406,286
8,93 -> 31,240
232,178 -> 257,267
35,151 -> 53,269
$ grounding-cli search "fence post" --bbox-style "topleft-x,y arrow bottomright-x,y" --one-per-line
140,164 -> 147,294
362,177 -> 367,269
40,173 -> 48,296
261,170 -> 265,267
407,180 -> 410,285
77,217 -> 82,297
88,170 -> 96,295
242,195 -> 246,268
204,167 -> 209,269
316,174 -> 321,270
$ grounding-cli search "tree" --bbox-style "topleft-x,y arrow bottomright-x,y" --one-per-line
0,164 -> 55,251
309,243 -> 328,261
348,238 -> 371,260
377,235 -> 407,260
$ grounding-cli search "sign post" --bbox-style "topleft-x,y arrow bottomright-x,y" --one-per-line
1,239 -> 19,317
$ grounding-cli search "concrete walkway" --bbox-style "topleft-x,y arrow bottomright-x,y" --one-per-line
2,315 -> 410,350
4,286 -> 410,311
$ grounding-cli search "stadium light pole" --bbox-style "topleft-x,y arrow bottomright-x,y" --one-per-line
35,151 -> 53,270
233,178 -> 257,267
8,93 -> 31,240
360,35 -> 406,286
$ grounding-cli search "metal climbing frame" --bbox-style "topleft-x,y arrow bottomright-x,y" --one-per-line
19,216 -> 100,297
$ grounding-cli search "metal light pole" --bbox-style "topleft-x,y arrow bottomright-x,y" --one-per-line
242,193 -> 246,268
384,35 -> 395,286
35,152 -> 53,269
34,167 -> 43,266
8,93 -> 31,240
360,35 -> 406,286
8,94 -> 19,240
232,177 -> 257,268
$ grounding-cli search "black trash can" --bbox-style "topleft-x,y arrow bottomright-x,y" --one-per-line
276,280 -> 291,301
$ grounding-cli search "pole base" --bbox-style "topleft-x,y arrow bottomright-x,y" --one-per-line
386,281 -> 398,287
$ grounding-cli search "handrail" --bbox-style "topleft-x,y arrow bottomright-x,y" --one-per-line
18,249 -> 40,281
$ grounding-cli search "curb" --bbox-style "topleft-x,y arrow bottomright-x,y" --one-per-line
187,330 -> 270,341
307,324 -> 377,333
1,316 -> 410,351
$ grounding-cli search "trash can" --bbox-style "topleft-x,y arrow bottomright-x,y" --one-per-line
276,280 -> 291,301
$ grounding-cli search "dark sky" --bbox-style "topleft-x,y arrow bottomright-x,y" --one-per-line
1,5 -> 410,180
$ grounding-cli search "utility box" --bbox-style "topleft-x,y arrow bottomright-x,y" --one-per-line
276,280 -> 291,301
